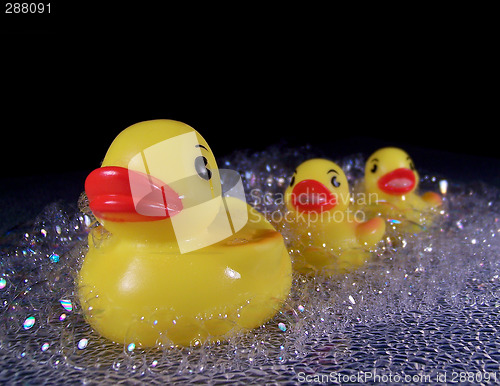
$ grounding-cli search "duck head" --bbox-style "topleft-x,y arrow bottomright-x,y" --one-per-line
285,159 -> 350,215
85,119 -> 223,244
364,147 -> 419,198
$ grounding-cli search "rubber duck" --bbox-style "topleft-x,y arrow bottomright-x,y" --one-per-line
78,119 -> 291,348
364,147 -> 442,231
283,158 -> 386,275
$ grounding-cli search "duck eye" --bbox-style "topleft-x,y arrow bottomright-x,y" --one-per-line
195,156 -> 212,180
371,164 -> 378,173
409,161 -> 416,171
331,176 -> 340,188
289,174 -> 296,187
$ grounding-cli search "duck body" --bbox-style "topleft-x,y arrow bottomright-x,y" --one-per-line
284,159 -> 385,275
78,120 -> 291,347
364,147 -> 442,232
288,210 -> 384,275
79,201 -> 290,347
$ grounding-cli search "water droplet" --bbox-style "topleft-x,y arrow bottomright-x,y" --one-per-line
60,299 -> 73,312
23,316 -> 35,330
348,295 -> 356,305
127,343 -> 136,352
0,278 -> 6,290
298,305 -> 305,312
49,253 -> 60,263
439,179 -> 448,195
41,343 -> 50,351
77,338 -> 88,350
224,267 -> 241,279
278,322 -> 286,332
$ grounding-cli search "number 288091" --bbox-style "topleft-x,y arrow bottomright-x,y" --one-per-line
5,3 -> 51,13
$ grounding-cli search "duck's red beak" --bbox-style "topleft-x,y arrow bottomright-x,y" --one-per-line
291,179 -> 337,213
85,166 -> 183,222
377,168 -> 416,195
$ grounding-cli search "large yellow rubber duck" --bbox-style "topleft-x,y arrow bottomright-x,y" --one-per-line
283,159 -> 386,275
78,119 -> 291,348
364,147 -> 442,231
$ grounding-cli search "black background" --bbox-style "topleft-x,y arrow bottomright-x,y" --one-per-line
2,7 -> 497,178
2,32 -> 496,177
0,10 -> 498,232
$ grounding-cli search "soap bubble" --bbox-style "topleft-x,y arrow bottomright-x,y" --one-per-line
60,299 -> 73,312
77,338 -> 88,350
49,253 -> 60,263
22,316 -> 35,330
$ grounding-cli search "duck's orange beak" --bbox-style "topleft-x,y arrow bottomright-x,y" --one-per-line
290,179 -> 337,213
85,166 -> 183,222
377,168 -> 416,195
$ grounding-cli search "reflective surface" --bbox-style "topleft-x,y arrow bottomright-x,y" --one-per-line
1,145 -> 499,383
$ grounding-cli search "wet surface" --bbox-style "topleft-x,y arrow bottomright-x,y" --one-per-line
1,146 -> 499,384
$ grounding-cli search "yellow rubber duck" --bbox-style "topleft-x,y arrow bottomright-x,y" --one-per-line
364,147 -> 442,231
283,159 -> 386,275
78,119 -> 291,348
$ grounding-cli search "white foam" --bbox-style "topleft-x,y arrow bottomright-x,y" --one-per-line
0,146 -> 498,383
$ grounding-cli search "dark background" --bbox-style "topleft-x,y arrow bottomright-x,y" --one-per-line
2,34 -> 496,176
1,15 -> 498,233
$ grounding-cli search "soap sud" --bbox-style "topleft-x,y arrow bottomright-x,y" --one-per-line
1,146 -> 499,383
